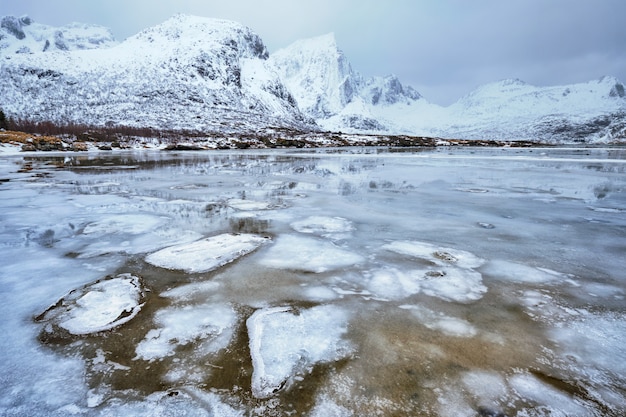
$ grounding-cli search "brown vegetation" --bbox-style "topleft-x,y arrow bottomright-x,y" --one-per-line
0,130 -> 64,151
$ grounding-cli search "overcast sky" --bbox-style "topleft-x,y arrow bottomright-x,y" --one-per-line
4,0 -> 626,105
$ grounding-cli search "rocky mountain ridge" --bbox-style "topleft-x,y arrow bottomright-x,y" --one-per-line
1,14 -> 311,135
1,14 -> 625,144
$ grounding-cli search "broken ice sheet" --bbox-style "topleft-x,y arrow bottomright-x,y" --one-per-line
365,266 -> 487,303
382,240 -> 486,269
135,303 -> 237,362
247,305 -> 354,399
258,235 -> 364,273
145,233 -> 270,273
36,273 -> 145,336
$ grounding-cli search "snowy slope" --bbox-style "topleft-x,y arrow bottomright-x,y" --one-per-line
271,33 -> 626,143
269,33 -> 361,118
444,77 -> 626,142
0,14 -> 310,132
269,33 -> 430,133
0,15 -> 117,55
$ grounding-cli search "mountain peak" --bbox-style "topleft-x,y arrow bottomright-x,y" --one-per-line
130,14 -> 268,60
0,14 -> 117,55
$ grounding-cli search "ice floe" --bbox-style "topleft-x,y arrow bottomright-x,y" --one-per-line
36,273 -> 145,335
365,266 -> 487,303
259,235 -> 364,273
145,233 -> 270,273
382,240 -> 485,269
247,305 -> 354,399
135,303 -> 237,362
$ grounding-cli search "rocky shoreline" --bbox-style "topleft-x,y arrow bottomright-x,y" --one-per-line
1,129 -> 544,152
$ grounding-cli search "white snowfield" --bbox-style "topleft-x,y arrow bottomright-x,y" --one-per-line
36,273 -> 145,335
145,233 -> 270,273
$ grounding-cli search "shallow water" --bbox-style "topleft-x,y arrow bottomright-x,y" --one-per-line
1,146 -> 625,416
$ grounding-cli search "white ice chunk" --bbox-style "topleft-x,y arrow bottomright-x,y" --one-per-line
290,216 -> 354,236
37,273 -> 145,335
416,267 -> 487,303
483,260 -> 563,283
247,305 -> 354,399
383,240 -> 485,269
135,303 -> 237,361
400,305 -> 478,337
366,267 -> 420,300
366,267 -> 486,303
145,233 -> 270,273
259,235 -> 364,273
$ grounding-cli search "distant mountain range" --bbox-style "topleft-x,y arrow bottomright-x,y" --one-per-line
1,14 -> 625,143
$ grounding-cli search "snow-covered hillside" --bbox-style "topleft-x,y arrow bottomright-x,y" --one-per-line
0,14 -> 310,133
1,14 -> 625,143
272,33 -> 626,143
0,15 -> 117,54
269,33 -> 427,132
444,77 -> 626,142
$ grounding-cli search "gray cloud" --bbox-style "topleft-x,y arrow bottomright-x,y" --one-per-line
3,0 -> 626,105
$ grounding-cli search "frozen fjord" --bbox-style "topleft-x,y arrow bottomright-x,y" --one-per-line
0,147 -> 625,416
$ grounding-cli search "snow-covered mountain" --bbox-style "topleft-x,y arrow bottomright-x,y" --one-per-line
0,15 -> 117,54
1,14 -> 625,143
272,33 -> 626,143
443,77 -> 626,142
0,14 -> 310,133
269,33 -> 426,132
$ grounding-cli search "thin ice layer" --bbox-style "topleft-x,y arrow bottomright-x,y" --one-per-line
259,235 -> 363,273
82,214 -> 165,235
483,260 -> 564,283
290,216 -> 354,235
383,240 -> 485,269
400,305 -> 478,337
135,303 -> 237,361
145,233 -> 270,273
247,305 -> 354,399
36,273 -> 145,335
